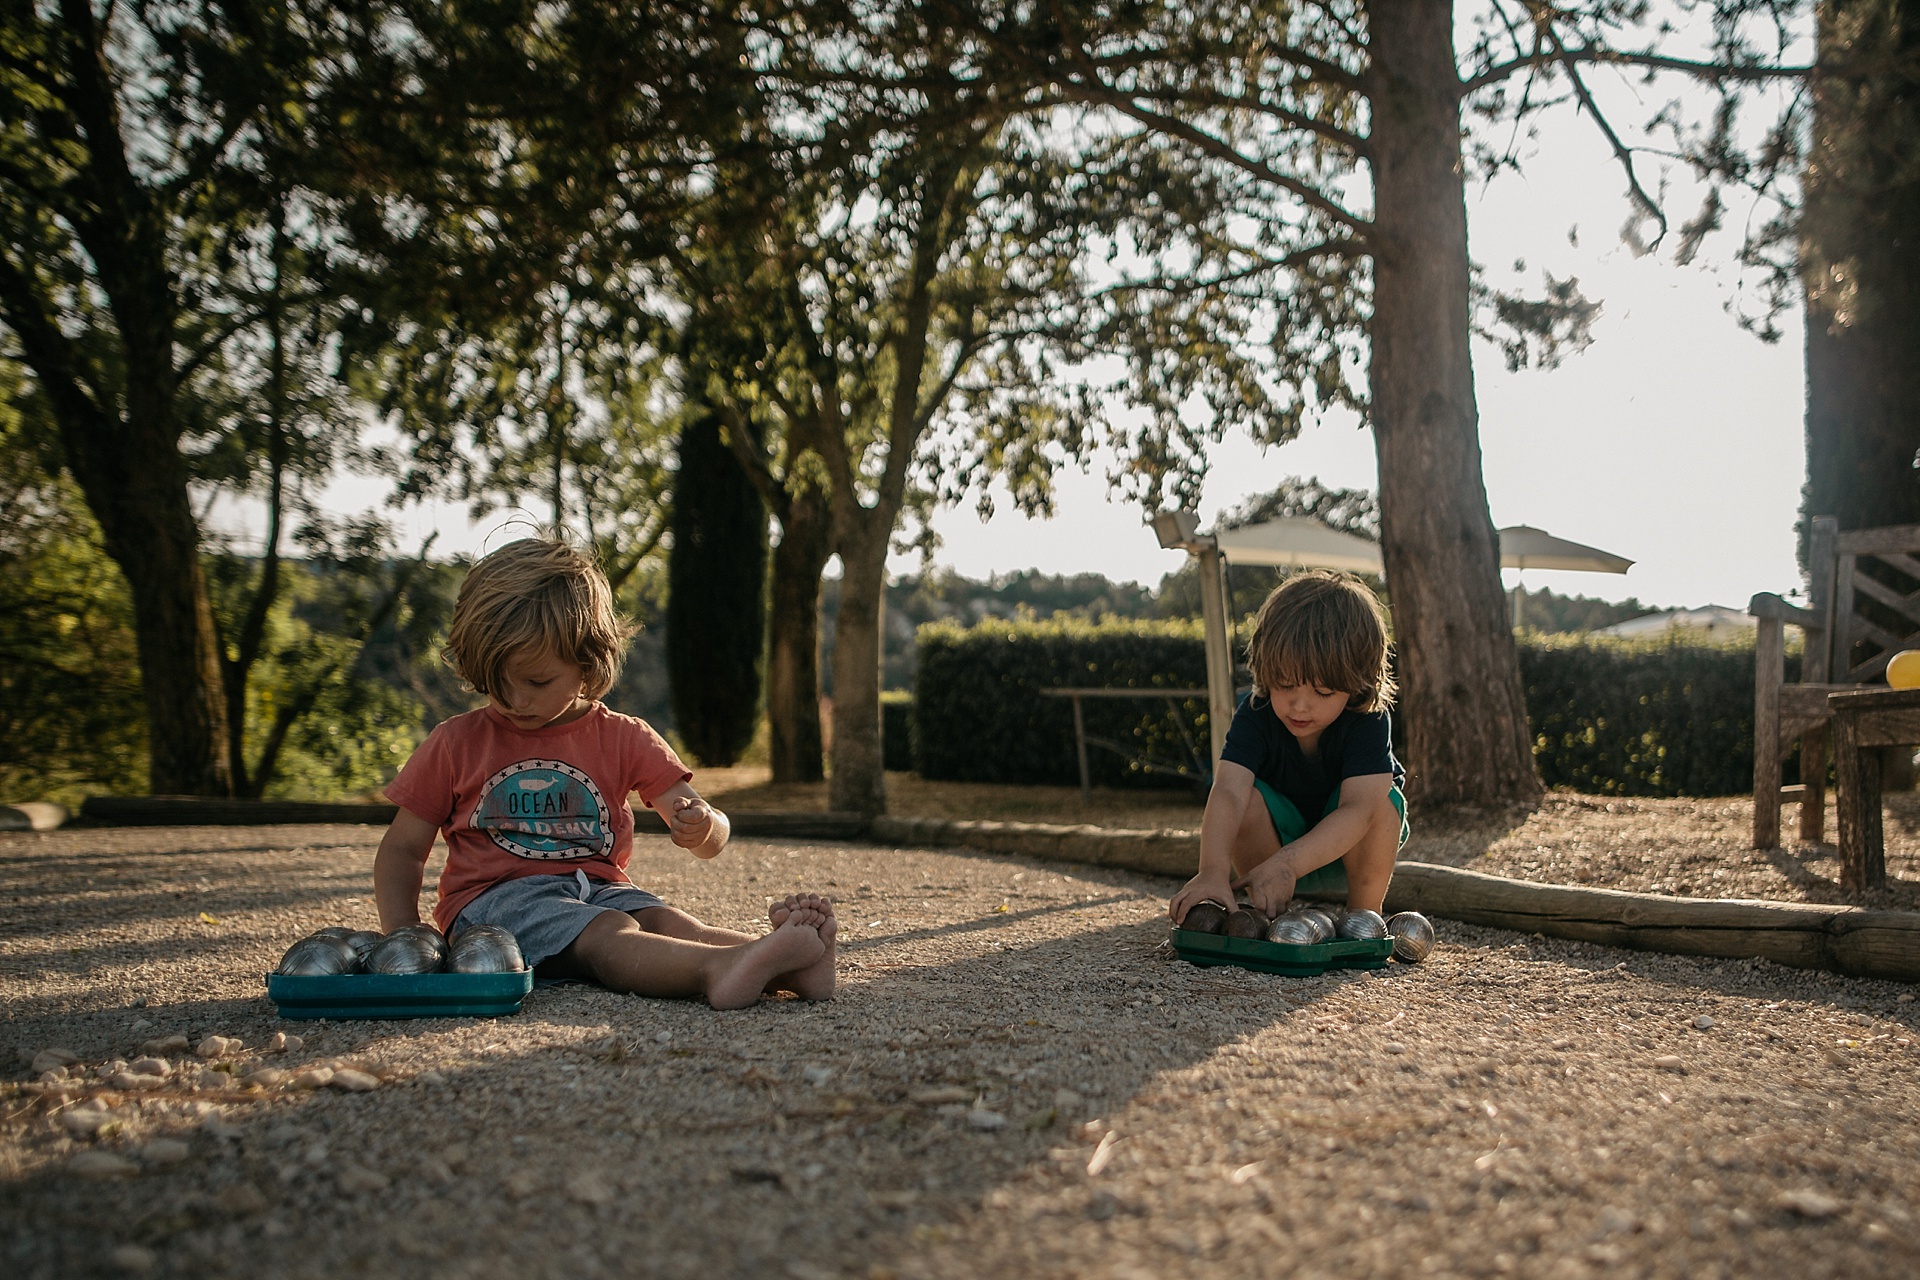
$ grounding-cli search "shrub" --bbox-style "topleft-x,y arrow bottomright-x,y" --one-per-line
1517,631 -> 1785,797
913,618 -> 1213,789
882,691 -> 914,772
912,618 -> 1778,797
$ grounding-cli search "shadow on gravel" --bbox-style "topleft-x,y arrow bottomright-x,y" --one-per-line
0,916 -> 1369,1280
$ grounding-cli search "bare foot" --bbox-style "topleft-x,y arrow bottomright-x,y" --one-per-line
769,893 -> 837,1000
704,921 -> 824,1011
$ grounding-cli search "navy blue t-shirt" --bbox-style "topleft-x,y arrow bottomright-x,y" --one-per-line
1218,691 -> 1403,821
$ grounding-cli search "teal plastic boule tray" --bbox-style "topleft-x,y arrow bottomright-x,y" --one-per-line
1170,928 -> 1393,976
265,970 -> 534,1020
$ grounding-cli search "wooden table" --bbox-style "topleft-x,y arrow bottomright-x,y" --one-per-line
1829,686 -> 1920,891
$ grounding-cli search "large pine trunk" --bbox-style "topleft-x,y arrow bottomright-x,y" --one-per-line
59,416 -> 232,797
767,487 -> 832,783
1802,0 -> 1920,545
666,408 -> 769,766
1366,0 -> 1542,807
827,518 -> 889,815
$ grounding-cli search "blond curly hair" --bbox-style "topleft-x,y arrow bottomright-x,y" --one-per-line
443,539 -> 634,701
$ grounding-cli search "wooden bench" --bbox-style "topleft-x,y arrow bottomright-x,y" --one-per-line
1751,517 -> 1920,848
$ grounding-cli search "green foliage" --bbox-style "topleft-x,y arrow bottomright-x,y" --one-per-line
0,426 -> 146,806
1518,632 -> 1784,798
913,619 -> 1776,798
913,618 -> 1212,790
881,691 -> 914,774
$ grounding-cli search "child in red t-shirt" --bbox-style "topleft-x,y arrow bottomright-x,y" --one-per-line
373,538 -> 834,1009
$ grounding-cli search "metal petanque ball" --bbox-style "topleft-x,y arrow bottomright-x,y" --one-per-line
449,924 -> 526,974
1180,902 -> 1230,935
365,930 -> 445,974
1224,907 -> 1269,939
1295,907 -> 1336,942
343,931 -> 384,967
1266,913 -> 1322,945
276,934 -> 358,976
1335,908 -> 1388,941
1386,911 -> 1436,963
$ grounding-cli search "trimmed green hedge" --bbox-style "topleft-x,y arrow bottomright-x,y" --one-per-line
913,618 -> 1214,789
911,619 -> 1783,797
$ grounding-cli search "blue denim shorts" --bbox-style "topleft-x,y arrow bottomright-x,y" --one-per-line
452,870 -> 665,966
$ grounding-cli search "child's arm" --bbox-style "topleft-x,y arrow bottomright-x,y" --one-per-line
1169,760 -> 1256,922
373,808 -> 441,931
1233,771 -> 1393,914
652,780 -> 730,859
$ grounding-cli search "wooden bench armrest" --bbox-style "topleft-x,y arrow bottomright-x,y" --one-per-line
1748,592 -> 1816,627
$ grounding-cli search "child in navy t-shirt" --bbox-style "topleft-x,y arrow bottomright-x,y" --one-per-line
1169,570 -> 1408,924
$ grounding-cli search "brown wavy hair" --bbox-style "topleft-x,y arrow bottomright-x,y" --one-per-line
1244,570 -> 1395,713
443,539 -> 634,701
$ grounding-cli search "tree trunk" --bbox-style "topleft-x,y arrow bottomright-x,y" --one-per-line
1366,0 -> 1542,807
827,517 -> 889,815
767,487 -> 832,783
1801,0 -> 1920,556
62,425 -> 232,796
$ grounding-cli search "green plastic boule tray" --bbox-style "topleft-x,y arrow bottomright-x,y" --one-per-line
265,970 -> 534,1020
1170,928 -> 1393,976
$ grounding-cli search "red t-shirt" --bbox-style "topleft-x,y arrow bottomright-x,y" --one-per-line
384,703 -> 692,931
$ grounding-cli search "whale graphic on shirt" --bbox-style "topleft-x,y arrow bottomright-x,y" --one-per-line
470,759 -> 613,860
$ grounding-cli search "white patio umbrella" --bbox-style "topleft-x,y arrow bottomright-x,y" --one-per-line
1498,525 -> 1634,626
1213,516 -> 1384,574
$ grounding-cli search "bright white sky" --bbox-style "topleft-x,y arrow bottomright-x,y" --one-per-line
262,83 -> 1808,614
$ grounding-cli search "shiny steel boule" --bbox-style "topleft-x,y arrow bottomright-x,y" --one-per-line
1266,913 -> 1322,945
1386,911 -> 1436,963
1334,908 -> 1388,940
276,934 -> 358,976
365,931 -> 445,974
449,924 -> 526,973
344,931 -> 384,967
1296,907 -> 1337,940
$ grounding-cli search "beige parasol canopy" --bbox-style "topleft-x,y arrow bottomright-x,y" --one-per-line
1212,516 -> 1384,574
1497,525 -> 1634,574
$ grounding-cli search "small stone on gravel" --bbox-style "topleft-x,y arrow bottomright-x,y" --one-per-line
1694,1016 -> 1717,1030
109,1071 -> 165,1091
30,1048 -> 78,1074
140,1139 -> 191,1165
139,1035 -> 188,1056
214,1184 -> 268,1215
291,1067 -> 334,1089
337,1165 -> 391,1194
328,1068 -> 380,1092
108,1244 -> 157,1273
195,1035 -> 241,1058
1776,1189 -> 1845,1219
67,1151 -> 137,1178
967,1109 -> 1008,1131
127,1057 -> 170,1077
1654,1055 -> 1687,1073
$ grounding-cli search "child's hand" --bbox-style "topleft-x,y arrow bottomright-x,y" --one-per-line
667,795 -> 715,848
1169,872 -> 1235,926
1232,858 -> 1297,919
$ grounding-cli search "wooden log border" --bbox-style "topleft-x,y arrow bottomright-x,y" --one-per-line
870,816 -> 1920,985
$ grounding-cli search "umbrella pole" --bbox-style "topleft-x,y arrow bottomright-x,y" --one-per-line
1198,543 -> 1235,769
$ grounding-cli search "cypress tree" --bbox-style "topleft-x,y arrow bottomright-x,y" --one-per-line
666,406 -> 769,766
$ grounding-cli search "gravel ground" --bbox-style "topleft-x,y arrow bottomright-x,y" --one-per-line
4,822 -> 1920,1279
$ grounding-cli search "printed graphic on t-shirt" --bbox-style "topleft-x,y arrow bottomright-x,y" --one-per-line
469,759 -> 613,860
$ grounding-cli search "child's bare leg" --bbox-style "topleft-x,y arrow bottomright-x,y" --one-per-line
1340,792 -> 1403,913
630,904 -> 754,947
1227,801 -> 1287,895
768,893 -> 836,1000
559,910 -> 823,1010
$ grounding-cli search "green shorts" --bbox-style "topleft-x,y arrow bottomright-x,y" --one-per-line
1253,779 -> 1409,897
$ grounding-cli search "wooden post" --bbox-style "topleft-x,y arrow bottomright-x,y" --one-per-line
1799,728 -> 1828,845
1833,710 -> 1879,891
1753,614 -> 1783,849
1807,515 -> 1839,682
1197,542 -> 1235,770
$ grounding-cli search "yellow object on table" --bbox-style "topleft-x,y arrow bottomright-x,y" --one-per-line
1888,649 -> 1920,689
